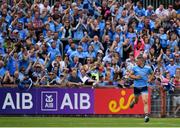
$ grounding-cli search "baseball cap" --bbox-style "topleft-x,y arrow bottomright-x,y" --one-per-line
97,50 -> 104,54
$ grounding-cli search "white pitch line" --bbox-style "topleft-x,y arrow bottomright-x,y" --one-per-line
1,127 -> 180,128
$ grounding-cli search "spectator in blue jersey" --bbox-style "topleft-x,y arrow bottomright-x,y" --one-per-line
79,37 -> 89,52
86,45 -> 96,59
103,20 -> 115,42
158,27 -> 168,52
66,42 -> 77,56
46,71 -> 61,86
87,19 -> 100,38
134,1 -> 145,17
145,5 -> 154,17
0,0 -> 178,93
167,32 -> 178,52
166,59 -> 179,78
48,41 -> 61,62
126,26 -> 136,45
90,35 -> 104,53
69,45 -> 86,63
0,60 -> 6,84
67,68 -> 83,87
6,51 -> 19,76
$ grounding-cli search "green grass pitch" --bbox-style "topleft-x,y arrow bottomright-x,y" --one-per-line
0,117 -> 180,127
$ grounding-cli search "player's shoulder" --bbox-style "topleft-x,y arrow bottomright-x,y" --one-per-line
132,65 -> 139,70
144,65 -> 151,69
144,65 -> 153,72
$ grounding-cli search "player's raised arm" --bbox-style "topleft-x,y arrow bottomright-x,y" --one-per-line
148,67 -> 155,83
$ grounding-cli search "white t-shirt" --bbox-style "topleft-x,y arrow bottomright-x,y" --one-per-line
39,3 -> 51,14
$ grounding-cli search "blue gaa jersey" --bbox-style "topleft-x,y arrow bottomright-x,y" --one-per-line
132,65 -> 153,87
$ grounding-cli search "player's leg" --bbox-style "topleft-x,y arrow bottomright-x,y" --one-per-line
130,87 -> 140,108
142,93 -> 149,115
142,92 -> 149,122
130,95 -> 139,108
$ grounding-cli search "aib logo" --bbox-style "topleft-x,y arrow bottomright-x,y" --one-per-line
108,90 -> 134,113
41,91 -> 58,111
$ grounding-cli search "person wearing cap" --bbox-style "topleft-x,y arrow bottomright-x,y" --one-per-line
32,62 -> 43,85
10,29 -> 19,42
129,55 -> 154,122
96,50 -> 104,62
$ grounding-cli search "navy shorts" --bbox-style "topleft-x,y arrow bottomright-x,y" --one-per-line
134,86 -> 148,96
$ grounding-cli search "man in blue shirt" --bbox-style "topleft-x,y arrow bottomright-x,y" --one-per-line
166,59 -> 179,78
48,41 -> 61,62
0,60 -> 6,82
145,5 -> 154,17
134,1 -> 145,17
129,55 -> 154,123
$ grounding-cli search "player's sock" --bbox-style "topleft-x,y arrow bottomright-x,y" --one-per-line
130,100 -> 135,108
144,113 -> 150,123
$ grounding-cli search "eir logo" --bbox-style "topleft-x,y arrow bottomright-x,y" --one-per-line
41,91 -> 58,111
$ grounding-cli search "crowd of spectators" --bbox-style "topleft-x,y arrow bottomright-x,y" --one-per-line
0,0 -> 179,90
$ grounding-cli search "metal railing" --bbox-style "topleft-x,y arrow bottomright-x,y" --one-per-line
3,0 -> 175,9
151,86 -> 180,117
119,0 -> 175,9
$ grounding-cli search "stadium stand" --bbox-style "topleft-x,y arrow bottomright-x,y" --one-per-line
0,0 -> 179,117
